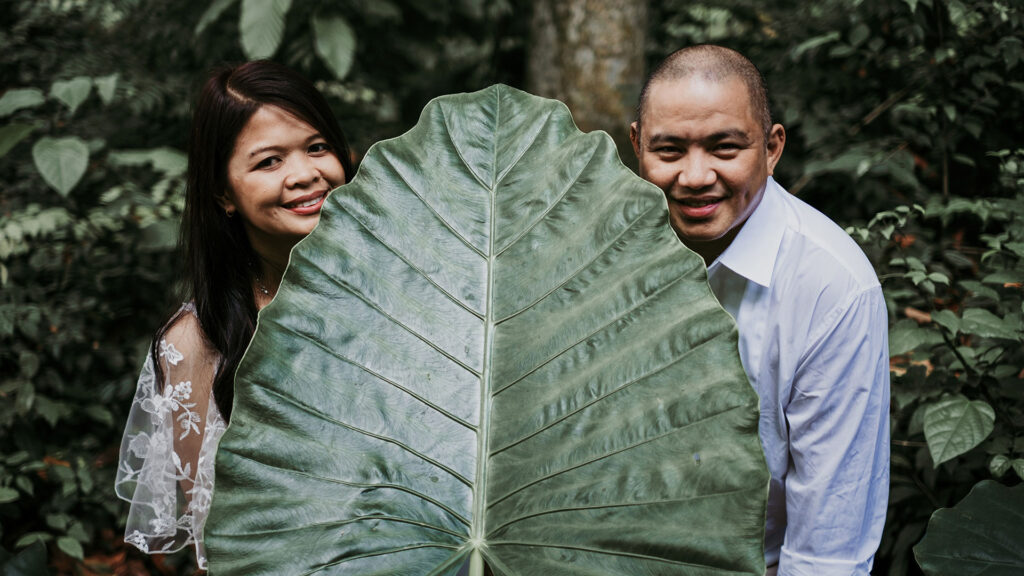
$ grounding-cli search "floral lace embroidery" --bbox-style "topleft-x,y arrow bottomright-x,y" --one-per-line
116,324 -> 226,570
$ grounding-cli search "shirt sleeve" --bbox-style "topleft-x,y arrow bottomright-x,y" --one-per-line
115,308 -> 226,570
779,286 -> 890,576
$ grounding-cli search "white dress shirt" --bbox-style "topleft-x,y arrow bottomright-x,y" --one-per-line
707,177 -> 890,576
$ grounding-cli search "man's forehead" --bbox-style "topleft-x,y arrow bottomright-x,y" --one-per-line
642,76 -> 756,128
648,74 -> 752,110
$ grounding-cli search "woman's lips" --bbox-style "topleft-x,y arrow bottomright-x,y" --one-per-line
283,191 -> 327,215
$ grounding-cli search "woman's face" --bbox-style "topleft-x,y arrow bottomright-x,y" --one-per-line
221,104 -> 346,260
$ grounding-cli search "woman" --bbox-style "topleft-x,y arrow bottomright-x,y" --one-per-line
115,60 -> 353,570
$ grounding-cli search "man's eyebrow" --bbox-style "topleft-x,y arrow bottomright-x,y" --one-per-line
646,129 -> 753,146
646,133 -> 685,145
707,128 -> 752,142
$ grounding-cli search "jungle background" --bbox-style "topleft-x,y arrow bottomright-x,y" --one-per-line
1,0 -> 1022,574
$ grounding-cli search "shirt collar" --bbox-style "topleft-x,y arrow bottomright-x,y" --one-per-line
710,176 -> 786,288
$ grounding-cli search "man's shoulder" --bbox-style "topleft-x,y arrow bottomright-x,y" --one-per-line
772,184 -> 879,295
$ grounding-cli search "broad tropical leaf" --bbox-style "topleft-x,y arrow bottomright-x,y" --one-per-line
239,0 -> 291,60
50,76 -> 92,115
312,13 -> 357,81
31,136 -> 89,197
0,88 -> 45,117
206,84 -> 768,575
0,123 -> 36,158
93,73 -> 119,105
923,394 -> 995,466
915,480 -> 1024,576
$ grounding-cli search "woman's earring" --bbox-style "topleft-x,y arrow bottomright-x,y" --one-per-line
225,209 -> 235,218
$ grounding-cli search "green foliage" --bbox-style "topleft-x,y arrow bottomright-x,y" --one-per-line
914,480 -> 1024,576
207,85 -> 768,576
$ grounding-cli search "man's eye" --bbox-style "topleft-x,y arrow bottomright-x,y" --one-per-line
715,143 -> 741,152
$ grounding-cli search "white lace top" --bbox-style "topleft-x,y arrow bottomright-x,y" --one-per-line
115,304 -> 226,570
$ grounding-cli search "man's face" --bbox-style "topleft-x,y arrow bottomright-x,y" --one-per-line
630,75 -> 784,262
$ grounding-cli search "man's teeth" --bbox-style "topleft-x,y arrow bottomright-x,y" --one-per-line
681,198 -> 719,207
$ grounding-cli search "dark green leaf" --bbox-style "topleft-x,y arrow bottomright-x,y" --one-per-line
0,88 -> 45,117
791,31 -> 840,59
982,270 -> 1024,285
889,321 -> 943,356
0,123 -> 36,158
931,310 -> 960,336
31,136 -> 89,197
108,147 -> 187,177
312,13 -> 357,80
923,395 -> 995,466
849,23 -> 870,47
93,73 -> 119,105
50,77 -> 92,115
13,532 -> 51,549
961,308 -> 1020,340
56,536 -> 83,560
207,85 -> 768,576
915,480 -> 1024,576
195,0 -> 238,35
0,487 -> 19,504
239,0 -> 292,60
989,454 -> 1010,476
0,540 -> 49,576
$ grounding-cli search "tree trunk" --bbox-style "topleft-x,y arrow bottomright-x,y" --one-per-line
527,0 -> 647,169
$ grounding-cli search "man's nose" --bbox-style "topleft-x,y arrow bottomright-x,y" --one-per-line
676,153 -> 716,190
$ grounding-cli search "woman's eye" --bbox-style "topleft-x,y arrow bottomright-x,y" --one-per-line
309,142 -> 331,154
255,157 -> 280,169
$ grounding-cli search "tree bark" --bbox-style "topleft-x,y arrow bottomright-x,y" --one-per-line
527,0 -> 647,169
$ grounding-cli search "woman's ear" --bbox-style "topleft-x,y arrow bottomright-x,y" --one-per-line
217,193 -> 237,218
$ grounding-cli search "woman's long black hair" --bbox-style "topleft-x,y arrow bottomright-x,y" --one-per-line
152,60 -> 353,421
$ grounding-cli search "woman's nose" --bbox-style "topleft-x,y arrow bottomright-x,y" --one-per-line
285,157 -> 320,188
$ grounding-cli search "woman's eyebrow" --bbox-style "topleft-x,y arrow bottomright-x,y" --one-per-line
247,134 -> 324,158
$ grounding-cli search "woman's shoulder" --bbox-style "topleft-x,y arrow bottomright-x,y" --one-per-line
159,303 -> 219,366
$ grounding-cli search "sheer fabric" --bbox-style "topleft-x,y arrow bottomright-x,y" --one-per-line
115,304 -> 226,569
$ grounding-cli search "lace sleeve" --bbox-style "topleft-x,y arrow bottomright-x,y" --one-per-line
115,306 -> 227,570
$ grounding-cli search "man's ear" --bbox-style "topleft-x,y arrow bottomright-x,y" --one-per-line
629,121 -> 642,158
766,123 -> 786,176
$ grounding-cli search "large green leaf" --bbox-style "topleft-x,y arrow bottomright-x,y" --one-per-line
239,0 -> 291,60
206,84 -> 768,575
915,480 -> 1024,576
923,394 -> 995,466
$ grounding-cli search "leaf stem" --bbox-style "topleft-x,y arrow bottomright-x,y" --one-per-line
469,549 -> 484,576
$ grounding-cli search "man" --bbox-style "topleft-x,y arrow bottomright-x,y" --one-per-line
630,45 -> 889,576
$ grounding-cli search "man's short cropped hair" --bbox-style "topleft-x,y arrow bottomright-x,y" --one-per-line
636,45 -> 772,141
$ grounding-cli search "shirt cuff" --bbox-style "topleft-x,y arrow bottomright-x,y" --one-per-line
778,547 -> 872,576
